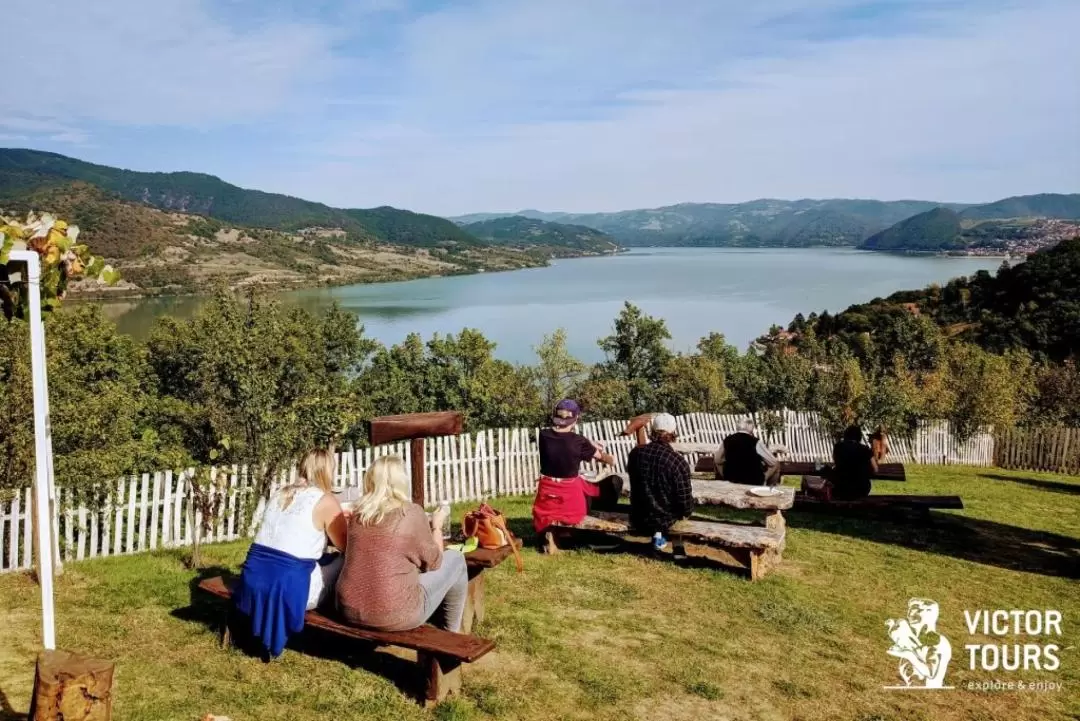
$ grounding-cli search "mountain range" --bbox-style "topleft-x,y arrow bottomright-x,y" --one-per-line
0,149 -> 618,295
460,216 -> 619,255
1,148 -> 1077,297
451,194 -> 1080,250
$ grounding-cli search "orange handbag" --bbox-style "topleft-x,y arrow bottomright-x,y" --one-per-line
462,503 -> 523,572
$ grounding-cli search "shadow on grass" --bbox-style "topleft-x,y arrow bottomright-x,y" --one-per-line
978,473 -> 1080,496
785,510 -> 1080,579
169,567 -> 424,701
0,688 -> 26,721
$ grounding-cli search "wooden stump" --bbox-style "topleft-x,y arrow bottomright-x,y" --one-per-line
29,650 -> 115,721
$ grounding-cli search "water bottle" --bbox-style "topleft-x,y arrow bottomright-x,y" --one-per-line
439,500 -> 452,540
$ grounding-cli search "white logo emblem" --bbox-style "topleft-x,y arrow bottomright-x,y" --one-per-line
885,598 -> 953,689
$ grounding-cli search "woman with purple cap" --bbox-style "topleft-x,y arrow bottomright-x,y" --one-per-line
531,399 -> 615,552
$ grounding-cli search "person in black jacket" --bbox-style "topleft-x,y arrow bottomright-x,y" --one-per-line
714,418 -> 781,485
626,413 -> 694,550
830,425 -> 878,501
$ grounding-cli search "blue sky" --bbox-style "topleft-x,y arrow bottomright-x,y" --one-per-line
3,0 -> 1078,216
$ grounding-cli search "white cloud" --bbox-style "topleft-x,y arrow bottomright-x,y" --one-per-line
1,0 -> 337,135
269,0 -> 1079,214
2,0 -> 1075,214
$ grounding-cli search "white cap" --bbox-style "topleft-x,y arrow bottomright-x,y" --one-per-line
651,413 -> 677,434
737,417 -> 755,434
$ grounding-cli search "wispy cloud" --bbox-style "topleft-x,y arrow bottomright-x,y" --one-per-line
2,0 -> 339,136
2,0 -> 1076,214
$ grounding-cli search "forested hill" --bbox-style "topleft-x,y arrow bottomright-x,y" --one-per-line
461,216 -> 619,254
859,195 -> 1080,253
451,199 -> 967,247
859,207 -> 965,251
0,148 -> 476,248
959,193 -> 1080,221
796,237 -> 1080,362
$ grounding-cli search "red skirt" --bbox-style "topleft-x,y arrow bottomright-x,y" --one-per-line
532,475 -> 600,532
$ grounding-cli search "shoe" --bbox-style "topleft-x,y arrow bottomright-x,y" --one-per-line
652,532 -> 667,551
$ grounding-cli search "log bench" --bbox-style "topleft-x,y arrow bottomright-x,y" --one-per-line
197,576 -> 494,706
552,511 -> 785,581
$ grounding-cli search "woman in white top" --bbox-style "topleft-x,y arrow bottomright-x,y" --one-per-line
253,448 -> 348,609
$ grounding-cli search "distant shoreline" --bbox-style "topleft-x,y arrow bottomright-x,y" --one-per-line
69,246 -> 624,302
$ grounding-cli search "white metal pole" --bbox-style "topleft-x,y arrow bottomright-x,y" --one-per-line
10,250 -> 57,650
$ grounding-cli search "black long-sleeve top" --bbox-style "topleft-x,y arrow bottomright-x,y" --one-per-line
626,441 -> 694,534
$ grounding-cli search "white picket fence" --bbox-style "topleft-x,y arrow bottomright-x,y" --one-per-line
0,412 -> 993,574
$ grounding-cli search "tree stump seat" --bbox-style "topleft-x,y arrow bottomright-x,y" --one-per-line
29,649 -> 115,721
551,511 -> 785,581
197,576 -> 494,706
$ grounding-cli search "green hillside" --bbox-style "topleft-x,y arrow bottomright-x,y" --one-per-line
959,193 -> 1080,221
0,148 -> 477,249
452,199 -> 971,247
859,207 -> 964,251
461,215 -> 619,254
805,237 -> 1080,361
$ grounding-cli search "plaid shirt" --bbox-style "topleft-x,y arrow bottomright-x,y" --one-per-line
626,441 -> 694,534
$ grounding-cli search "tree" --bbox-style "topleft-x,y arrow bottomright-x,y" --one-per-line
595,302 -> 673,414
0,320 -> 33,495
659,353 -> 731,415
809,345 -> 868,439
531,328 -> 587,412
941,344 -> 1036,441
356,328 -> 542,431
1028,359 -> 1080,426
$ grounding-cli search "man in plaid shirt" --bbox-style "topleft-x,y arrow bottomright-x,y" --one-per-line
626,413 -> 694,548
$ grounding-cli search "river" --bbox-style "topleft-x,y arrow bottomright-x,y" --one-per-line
95,248 -> 1003,363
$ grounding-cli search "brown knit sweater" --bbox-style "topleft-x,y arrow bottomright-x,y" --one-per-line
336,503 -> 443,631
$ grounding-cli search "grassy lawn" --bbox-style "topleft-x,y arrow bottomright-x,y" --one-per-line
1,466 -> 1077,721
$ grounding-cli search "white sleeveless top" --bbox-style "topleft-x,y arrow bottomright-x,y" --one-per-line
254,486 -> 327,560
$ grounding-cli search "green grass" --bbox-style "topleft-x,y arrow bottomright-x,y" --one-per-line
1,466 -> 1077,721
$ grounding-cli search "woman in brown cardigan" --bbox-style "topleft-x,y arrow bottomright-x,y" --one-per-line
336,455 -> 467,632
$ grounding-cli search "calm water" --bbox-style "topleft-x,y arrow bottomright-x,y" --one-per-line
96,248 -> 1003,363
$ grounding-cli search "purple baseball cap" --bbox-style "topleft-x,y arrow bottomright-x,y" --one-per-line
551,399 -> 581,427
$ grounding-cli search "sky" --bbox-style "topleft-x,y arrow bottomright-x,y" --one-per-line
3,0 -> 1078,216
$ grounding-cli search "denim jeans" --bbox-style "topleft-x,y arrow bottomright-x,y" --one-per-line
415,549 -> 468,632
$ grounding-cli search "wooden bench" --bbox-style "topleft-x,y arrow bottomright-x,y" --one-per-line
197,576 -> 494,706
793,493 -> 963,512
554,511 -> 785,581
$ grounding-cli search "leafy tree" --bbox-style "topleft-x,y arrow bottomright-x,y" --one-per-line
356,329 -> 542,431
531,328 -> 587,412
0,320 -> 33,495
1027,359 -> 1080,426
148,291 -> 369,491
0,308 -> 176,502
809,345 -> 869,439
941,344 -> 1036,441
659,353 -> 731,414
594,302 -> 673,414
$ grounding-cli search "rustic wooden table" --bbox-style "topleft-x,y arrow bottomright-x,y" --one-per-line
690,478 -> 794,534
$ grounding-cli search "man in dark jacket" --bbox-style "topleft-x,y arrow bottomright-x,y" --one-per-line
714,418 -> 781,485
626,413 -> 694,550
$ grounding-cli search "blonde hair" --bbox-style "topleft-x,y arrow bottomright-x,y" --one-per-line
353,455 -> 411,526
281,448 -> 335,509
